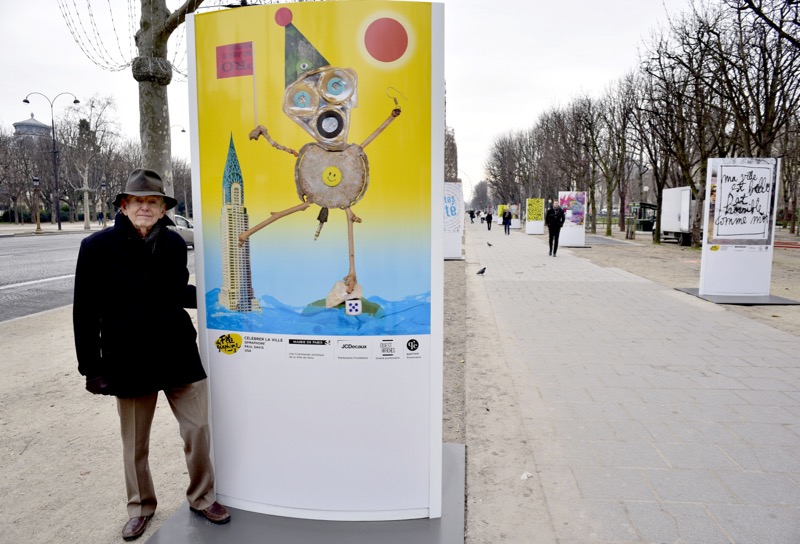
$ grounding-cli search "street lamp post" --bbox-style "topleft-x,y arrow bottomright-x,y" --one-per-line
100,180 -> 107,228
171,125 -> 189,217
32,176 -> 42,234
23,92 -> 80,231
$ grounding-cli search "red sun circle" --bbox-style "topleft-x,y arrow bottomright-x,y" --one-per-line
364,18 -> 408,63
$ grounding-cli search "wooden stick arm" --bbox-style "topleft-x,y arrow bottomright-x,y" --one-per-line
250,125 -> 299,157
360,107 -> 401,149
238,201 -> 311,246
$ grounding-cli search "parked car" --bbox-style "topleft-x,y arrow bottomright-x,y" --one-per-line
170,214 -> 194,248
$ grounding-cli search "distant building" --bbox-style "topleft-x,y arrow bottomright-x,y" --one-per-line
218,135 -> 261,313
13,114 -> 50,138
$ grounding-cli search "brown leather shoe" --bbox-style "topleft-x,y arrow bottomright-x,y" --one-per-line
190,501 -> 231,524
122,514 -> 153,541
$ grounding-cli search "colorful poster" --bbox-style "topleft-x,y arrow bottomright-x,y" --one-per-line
196,6 -> 432,335
558,191 -> 587,247
526,198 -> 544,234
443,181 -> 464,259
699,158 -> 780,296
189,1 -> 443,521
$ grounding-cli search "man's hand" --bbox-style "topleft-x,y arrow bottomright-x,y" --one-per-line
85,376 -> 112,395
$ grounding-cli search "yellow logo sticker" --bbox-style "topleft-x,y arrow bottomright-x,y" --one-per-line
215,333 -> 243,354
710,245 -> 720,252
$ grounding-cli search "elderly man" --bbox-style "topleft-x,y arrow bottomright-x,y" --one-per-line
73,168 -> 230,541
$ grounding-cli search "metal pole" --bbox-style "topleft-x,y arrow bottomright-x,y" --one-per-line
23,92 -> 79,232
33,176 -> 42,234
50,105 -> 61,231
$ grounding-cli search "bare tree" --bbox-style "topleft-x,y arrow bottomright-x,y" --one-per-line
484,134 -> 520,204
707,4 -> 800,157
724,0 -> 800,49
444,126 -> 458,183
60,97 -> 120,228
631,63 -> 676,243
172,156 -> 193,217
470,180 -> 490,211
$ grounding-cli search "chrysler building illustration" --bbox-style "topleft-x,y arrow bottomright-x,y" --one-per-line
219,135 -> 261,313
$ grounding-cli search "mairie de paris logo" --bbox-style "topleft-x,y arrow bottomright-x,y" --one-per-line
216,333 -> 243,355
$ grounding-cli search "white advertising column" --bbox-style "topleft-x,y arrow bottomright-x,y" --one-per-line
188,1 -> 444,521
444,181 -> 464,260
699,158 -> 780,296
526,198 -> 544,234
558,191 -> 587,247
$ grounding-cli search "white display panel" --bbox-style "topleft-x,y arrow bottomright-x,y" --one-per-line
699,158 -> 780,297
188,1 -> 444,521
558,191 -> 587,247
444,182 -> 464,260
526,198 -> 545,235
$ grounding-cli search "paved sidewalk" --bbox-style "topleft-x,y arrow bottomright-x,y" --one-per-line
0,220 -> 106,237
464,224 -> 800,543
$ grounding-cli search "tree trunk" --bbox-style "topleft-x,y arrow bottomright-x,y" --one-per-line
138,81 -> 173,199
134,0 -> 174,203
82,188 -> 91,230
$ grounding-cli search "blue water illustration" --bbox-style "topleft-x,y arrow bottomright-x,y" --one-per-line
205,289 -> 431,336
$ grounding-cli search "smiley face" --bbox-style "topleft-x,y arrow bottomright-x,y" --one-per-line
322,166 -> 342,187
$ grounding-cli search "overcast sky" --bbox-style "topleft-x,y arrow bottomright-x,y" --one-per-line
2,0 -> 691,200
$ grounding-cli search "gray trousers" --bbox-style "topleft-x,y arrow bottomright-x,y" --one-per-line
116,380 -> 216,517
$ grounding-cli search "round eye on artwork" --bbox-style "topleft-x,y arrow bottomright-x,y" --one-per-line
316,110 -> 344,139
327,78 -> 345,96
283,81 -> 318,115
320,69 -> 355,104
293,91 -> 311,108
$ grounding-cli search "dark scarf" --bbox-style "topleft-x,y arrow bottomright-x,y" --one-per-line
115,211 -> 166,254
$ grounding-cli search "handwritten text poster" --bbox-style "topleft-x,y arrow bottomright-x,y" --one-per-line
699,157 -> 780,297
709,164 -> 775,244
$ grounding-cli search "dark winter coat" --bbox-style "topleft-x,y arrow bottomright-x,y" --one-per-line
73,212 -> 206,398
545,207 -> 566,231
502,210 -> 512,225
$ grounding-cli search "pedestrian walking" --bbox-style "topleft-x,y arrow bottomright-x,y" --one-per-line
502,208 -> 512,235
469,209 -> 475,223
486,209 -> 493,230
545,202 -> 566,256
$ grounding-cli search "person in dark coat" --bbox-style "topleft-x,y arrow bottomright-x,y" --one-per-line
73,168 -> 230,541
545,202 -> 566,256
486,209 -> 493,230
502,208 -> 512,235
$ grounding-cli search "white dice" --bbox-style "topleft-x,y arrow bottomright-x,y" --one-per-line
345,299 -> 362,315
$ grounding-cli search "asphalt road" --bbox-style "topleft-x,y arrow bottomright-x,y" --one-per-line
0,233 -> 196,322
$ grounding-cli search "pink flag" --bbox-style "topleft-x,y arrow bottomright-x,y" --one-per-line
216,42 -> 253,79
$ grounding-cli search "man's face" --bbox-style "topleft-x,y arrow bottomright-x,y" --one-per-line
121,195 -> 166,234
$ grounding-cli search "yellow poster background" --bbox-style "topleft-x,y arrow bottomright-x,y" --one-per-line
193,2 -> 432,307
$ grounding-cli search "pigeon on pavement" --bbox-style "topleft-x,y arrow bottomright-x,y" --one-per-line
476,267 -> 486,275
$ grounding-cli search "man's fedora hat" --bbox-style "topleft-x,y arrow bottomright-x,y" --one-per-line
113,168 -> 178,210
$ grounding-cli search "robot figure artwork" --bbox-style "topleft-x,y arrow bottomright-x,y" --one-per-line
238,8 -> 401,312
